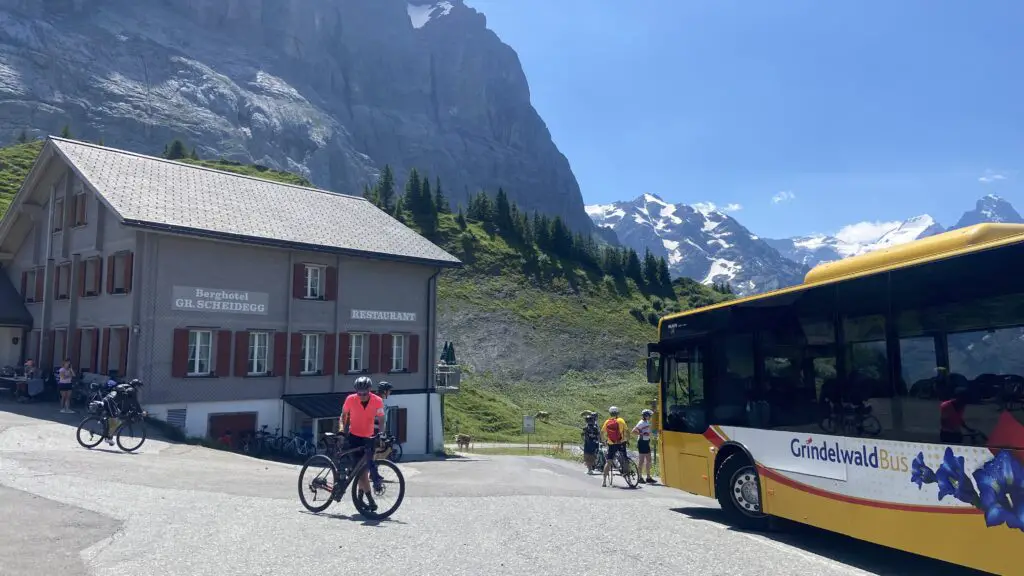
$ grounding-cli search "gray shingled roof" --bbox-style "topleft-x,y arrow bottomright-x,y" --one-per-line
49,137 -> 461,267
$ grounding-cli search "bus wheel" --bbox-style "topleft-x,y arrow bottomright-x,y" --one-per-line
716,453 -> 770,531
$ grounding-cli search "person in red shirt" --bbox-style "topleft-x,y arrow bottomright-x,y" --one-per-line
939,393 -> 977,444
340,376 -> 386,509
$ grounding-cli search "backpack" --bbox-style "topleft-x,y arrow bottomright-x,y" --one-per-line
605,418 -> 622,444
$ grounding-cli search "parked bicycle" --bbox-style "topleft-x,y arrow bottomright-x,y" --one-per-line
298,432 -> 405,520
819,402 -> 881,437
376,433 -> 403,463
76,379 -> 147,452
605,443 -> 640,488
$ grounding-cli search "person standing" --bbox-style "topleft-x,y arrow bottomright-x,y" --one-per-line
57,359 -> 75,413
601,406 -> 629,488
633,409 -> 656,484
581,412 -> 600,474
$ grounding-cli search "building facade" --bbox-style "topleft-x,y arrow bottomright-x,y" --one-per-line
0,137 -> 461,455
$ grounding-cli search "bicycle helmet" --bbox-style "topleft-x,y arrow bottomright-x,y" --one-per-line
354,376 -> 373,392
641,409 -> 653,418
608,406 -> 620,416
377,381 -> 393,393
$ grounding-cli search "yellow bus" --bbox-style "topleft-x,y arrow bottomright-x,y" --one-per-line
647,223 -> 1024,575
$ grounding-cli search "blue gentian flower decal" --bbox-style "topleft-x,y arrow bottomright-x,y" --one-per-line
910,451 -> 936,489
935,447 -> 979,505
972,450 -> 1024,531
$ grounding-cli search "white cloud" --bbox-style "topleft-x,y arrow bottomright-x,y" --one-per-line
692,201 -> 742,213
834,220 -> 902,245
771,190 -> 796,204
978,169 -> 1007,184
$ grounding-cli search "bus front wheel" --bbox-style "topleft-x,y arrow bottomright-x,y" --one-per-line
715,453 -> 770,531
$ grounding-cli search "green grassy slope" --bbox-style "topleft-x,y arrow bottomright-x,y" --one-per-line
0,136 -> 730,444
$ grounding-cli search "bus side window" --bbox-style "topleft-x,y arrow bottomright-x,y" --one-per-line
663,346 -> 706,433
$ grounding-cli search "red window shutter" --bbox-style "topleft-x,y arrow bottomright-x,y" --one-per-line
289,332 -> 302,376
215,330 -> 231,377
323,333 -> 336,375
34,268 -> 43,301
87,328 -> 99,371
234,330 -> 249,376
339,332 -> 350,374
326,266 -> 338,301
171,328 -> 189,378
99,328 -> 110,375
75,195 -> 85,224
70,329 -> 82,369
124,252 -> 134,293
369,333 -> 381,374
381,334 -> 393,373
273,331 -> 287,376
397,408 -> 408,444
118,327 -> 129,378
106,255 -> 115,293
20,271 -> 26,297
292,263 -> 304,298
77,263 -> 86,297
408,334 -> 420,373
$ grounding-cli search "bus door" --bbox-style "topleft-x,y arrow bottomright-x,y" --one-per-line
661,341 -> 713,496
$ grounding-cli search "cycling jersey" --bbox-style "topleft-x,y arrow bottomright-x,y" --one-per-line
602,417 -> 627,445
342,393 -> 384,438
633,419 -> 651,441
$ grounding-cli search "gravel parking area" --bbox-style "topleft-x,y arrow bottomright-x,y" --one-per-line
0,403 -> 982,576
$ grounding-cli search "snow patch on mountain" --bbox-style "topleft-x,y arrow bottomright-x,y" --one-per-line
767,214 -> 944,268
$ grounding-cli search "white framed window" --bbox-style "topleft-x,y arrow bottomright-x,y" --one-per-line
301,333 -> 321,375
188,330 -> 212,376
248,331 -> 269,375
304,265 -> 323,299
391,334 -> 405,372
349,333 -> 365,373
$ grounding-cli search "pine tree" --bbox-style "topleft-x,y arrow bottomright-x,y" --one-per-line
376,165 -> 396,212
626,249 -> 644,285
393,197 -> 406,223
404,168 -> 422,216
494,188 -> 514,235
657,257 -> 673,294
534,213 -> 551,250
549,216 -> 573,257
17,129 -> 27,144
434,177 -> 449,213
418,173 -> 438,237
165,139 -> 187,160
642,248 -> 660,288
189,147 -> 199,160
456,207 -> 467,229
60,124 -> 72,138
362,183 -> 380,207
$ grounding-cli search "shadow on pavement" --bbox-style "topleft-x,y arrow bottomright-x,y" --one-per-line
0,396 -> 86,430
671,507 -> 986,576
299,509 -> 408,527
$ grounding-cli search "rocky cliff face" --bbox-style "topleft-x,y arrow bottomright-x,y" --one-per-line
0,0 -> 593,231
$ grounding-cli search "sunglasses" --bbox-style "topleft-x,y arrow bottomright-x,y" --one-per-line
356,389 -> 369,396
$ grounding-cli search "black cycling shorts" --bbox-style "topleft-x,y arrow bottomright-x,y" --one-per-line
637,439 -> 651,454
345,433 -> 375,454
606,443 -> 626,459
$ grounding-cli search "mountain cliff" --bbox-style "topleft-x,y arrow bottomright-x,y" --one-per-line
587,194 -> 808,295
0,0 -> 593,231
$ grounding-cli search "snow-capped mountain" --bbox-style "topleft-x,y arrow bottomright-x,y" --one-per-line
953,194 -> 1023,228
765,215 -> 945,269
588,192 -> 1024,296
586,194 -> 807,295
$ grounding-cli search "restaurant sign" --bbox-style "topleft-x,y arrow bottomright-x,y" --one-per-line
172,286 -> 269,315
350,309 -> 417,322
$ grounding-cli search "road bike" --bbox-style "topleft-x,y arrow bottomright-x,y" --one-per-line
76,400 -> 147,452
375,433 -> 403,462
599,443 -> 639,488
297,432 -> 406,520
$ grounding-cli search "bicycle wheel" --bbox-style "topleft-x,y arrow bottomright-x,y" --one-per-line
818,416 -> 837,434
860,415 -> 882,437
298,454 -> 340,514
351,458 -> 405,520
116,420 -> 147,452
389,442 -> 403,463
77,416 -> 108,449
621,456 -> 639,488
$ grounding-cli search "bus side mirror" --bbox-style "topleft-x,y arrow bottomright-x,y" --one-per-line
646,356 -> 660,384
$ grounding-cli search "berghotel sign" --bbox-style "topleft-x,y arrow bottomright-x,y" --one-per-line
172,286 -> 269,315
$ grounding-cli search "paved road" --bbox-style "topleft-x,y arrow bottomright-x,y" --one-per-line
0,402 -> 983,576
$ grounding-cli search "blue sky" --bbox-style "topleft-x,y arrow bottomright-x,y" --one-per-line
465,0 -> 1024,239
